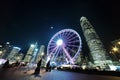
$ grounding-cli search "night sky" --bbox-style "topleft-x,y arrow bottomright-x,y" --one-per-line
0,0 -> 120,54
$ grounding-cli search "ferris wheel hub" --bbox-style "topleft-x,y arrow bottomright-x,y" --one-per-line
56,39 -> 63,46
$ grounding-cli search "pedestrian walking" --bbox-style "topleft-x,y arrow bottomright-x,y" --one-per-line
33,58 -> 42,75
46,60 -> 51,72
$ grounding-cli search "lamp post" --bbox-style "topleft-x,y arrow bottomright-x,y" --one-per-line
112,46 -> 119,52
111,46 -> 119,61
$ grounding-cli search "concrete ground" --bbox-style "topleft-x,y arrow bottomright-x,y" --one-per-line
0,67 -> 120,80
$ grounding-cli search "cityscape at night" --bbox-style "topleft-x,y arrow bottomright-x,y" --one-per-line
0,0 -> 120,80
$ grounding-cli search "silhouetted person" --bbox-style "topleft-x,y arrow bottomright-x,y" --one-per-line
34,59 -> 42,75
46,60 -> 51,72
2,59 -> 9,69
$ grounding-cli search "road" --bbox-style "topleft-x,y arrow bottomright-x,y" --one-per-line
0,68 -> 120,80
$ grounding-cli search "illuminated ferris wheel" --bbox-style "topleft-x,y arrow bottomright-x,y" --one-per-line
47,29 -> 82,64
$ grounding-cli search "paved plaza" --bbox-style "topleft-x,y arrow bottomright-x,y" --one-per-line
0,67 -> 120,80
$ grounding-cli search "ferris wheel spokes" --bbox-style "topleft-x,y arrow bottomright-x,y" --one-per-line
51,46 -> 59,60
62,46 -> 74,64
67,40 -> 80,43
47,29 -> 82,65
66,32 -> 75,40
67,44 -> 80,48
67,36 -> 78,42
49,46 -> 58,58
65,46 -> 77,54
53,47 -> 61,61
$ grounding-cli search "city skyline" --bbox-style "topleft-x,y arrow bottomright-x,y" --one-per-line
0,0 -> 119,53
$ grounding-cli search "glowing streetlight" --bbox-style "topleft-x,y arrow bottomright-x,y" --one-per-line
0,51 -> 2,54
112,46 -> 119,52
56,39 -> 63,46
118,41 -> 120,45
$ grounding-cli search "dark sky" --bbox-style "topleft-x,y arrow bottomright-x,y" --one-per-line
0,0 -> 120,54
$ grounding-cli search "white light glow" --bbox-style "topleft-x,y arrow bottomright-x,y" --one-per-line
112,46 -> 118,52
13,47 -> 21,50
118,42 -> 120,45
31,44 -> 35,47
35,48 -> 38,51
0,51 -> 2,54
109,65 -> 117,71
56,39 -> 63,46
6,42 -> 10,44
0,45 -> 2,47
41,52 -> 44,55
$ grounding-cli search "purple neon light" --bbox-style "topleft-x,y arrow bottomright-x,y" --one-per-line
66,33 -> 75,40
65,46 -> 77,53
62,46 -> 74,64
49,46 -> 58,58
67,44 -> 79,48
67,40 -> 80,43
53,47 -> 61,60
67,36 -> 78,42
47,29 -> 82,64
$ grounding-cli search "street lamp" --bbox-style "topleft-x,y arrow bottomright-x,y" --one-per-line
0,51 -> 2,55
118,41 -> 120,45
112,46 -> 119,52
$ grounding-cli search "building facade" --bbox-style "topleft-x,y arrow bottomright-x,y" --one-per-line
2,42 -> 13,59
24,43 -> 36,62
36,45 -> 45,62
80,17 -> 110,67
7,47 -> 21,61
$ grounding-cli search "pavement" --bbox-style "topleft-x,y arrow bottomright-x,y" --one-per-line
0,67 -> 120,80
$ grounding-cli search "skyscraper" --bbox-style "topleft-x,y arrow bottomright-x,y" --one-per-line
80,17 -> 109,67
7,47 -> 21,61
0,45 -> 3,58
36,45 -> 45,62
15,52 -> 24,61
30,42 -> 39,63
24,43 -> 36,62
2,42 -> 13,59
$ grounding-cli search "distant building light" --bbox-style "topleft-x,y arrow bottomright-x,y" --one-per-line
109,65 -> 117,71
16,57 -> 20,60
0,51 -> 2,54
0,59 -> 7,65
6,42 -> 10,44
35,48 -> 38,51
31,44 -> 35,47
0,45 -> 2,47
41,52 -> 44,56
13,47 -> 21,50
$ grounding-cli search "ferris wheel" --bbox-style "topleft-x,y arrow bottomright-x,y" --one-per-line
47,29 -> 82,64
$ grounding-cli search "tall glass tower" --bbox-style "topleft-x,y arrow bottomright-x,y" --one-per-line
80,17 -> 108,67
2,42 -> 13,59
36,45 -> 45,62
30,42 -> 39,63
7,47 -> 21,61
24,43 -> 36,62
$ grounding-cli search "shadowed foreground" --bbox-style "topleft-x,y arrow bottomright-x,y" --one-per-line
0,68 -> 120,80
